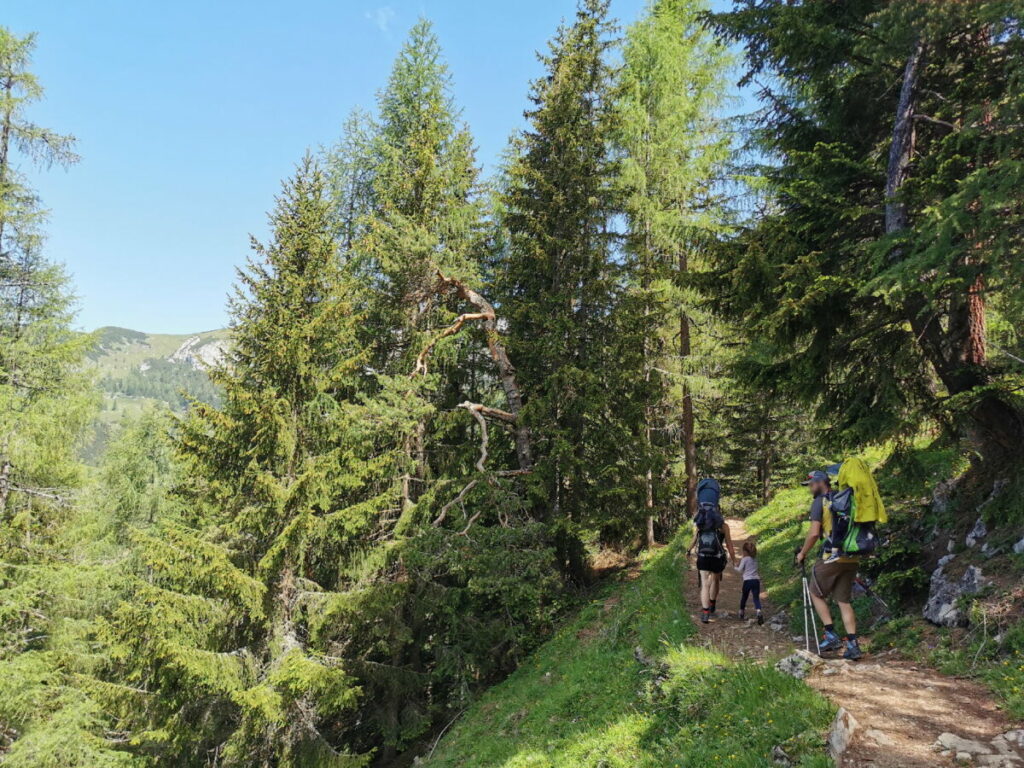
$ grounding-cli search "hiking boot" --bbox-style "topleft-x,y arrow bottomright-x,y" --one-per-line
738,610 -> 746,621
843,639 -> 863,661
756,611 -> 764,626
700,610 -> 710,624
819,629 -> 843,653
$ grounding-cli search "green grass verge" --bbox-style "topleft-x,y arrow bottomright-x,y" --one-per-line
426,535 -> 834,768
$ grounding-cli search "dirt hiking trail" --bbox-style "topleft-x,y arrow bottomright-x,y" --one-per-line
684,517 -> 1023,767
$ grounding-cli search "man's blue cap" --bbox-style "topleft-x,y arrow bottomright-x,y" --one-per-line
801,470 -> 829,486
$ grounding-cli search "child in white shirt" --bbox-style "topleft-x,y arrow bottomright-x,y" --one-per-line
735,540 -> 763,624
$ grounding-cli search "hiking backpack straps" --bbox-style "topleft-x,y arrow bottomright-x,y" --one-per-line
695,478 -> 725,558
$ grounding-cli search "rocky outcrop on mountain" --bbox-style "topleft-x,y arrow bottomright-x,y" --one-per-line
167,335 -> 228,370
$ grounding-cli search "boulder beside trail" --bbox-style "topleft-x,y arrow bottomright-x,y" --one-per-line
827,707 -> 858,758
923,561 -> 986,627
775,650 -> 822,679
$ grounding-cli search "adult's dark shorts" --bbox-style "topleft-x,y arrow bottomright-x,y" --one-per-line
810,558 -> 859,603
697,555 -> 726,574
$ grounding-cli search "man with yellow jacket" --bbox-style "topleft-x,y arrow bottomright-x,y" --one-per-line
795,469 -> 864,660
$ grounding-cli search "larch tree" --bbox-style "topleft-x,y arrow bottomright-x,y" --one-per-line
614,0 -> 731,542
0,27 -> 121,768
354,19 -> 491,518
312,22 -> 555,759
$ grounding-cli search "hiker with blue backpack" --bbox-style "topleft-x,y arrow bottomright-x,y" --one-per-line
794,460 -> 887,661
687,478 -> 736,624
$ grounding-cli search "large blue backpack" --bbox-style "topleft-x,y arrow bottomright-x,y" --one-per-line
694,478 -> 725,558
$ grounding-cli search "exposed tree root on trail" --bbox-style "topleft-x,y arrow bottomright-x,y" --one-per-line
684,518 -> 1022,767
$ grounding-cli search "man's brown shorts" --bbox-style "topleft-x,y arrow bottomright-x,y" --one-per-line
810,559 -> 859,603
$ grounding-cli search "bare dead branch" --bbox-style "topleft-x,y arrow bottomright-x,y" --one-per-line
414,312 -> 490,376
432,478 -> 479,527
457,509 -> 484,536
460,402 -> 490,473
434,271 -> 534,471
912,113 -> 957,131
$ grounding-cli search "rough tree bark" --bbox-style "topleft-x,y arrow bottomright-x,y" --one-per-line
887,39 -> 1024,460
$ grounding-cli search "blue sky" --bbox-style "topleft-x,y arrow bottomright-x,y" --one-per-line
6,0 -> 742,333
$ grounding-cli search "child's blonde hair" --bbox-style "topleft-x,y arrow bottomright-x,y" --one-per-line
742,540 -> 757,558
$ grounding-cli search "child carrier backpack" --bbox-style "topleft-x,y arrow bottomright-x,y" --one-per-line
822,458 -> 887,560
822,488 -> 877,559
694,478 -> 725,558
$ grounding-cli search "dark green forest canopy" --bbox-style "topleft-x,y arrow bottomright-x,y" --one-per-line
710,0 -> 1024,459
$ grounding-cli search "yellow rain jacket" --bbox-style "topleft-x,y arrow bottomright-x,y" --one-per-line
836,456 -> 887,524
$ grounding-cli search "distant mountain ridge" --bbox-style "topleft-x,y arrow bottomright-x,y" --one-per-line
89,326 -> 229,412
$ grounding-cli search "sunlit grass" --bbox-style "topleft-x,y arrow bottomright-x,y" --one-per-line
426,534 -> 834,767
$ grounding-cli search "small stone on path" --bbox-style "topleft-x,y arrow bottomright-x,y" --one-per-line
865,728 -> 894,747
827,707 -> 858,757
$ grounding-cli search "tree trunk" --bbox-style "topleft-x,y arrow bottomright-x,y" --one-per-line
0,77 -> 12,259
679,251 -> 697,521
435,272 -> 534,472
0,449 -> 11,517
645,464 -> 656,548
885,39 -> 1024,461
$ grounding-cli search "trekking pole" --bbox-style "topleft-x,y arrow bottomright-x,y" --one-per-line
805,576 -> 820,654
799,561 -> 810,652
801,561 -> 820,655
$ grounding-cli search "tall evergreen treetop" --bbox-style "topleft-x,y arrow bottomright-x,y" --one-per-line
109,158 -> 375,767
500,0 -> 647,555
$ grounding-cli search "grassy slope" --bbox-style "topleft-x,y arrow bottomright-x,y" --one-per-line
426,536 -> 834,768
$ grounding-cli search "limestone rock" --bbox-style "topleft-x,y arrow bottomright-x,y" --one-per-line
966,516 -> 988,548
935,732 -> 994,755
827,707 -> 858,757
775,650 -> 823,679
1004,730 -> 1024,748
865,728 -> 894,747
978,756 -> 1024,768
923,564 -> 986,627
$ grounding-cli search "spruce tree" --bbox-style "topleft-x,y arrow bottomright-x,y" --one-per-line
105,157 -> 377,767
499,0 -> 646,560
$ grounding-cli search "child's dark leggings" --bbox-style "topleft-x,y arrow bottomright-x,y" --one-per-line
740,579 -> 762,611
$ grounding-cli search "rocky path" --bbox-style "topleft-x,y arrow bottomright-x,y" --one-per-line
684,518 -> 1023,767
